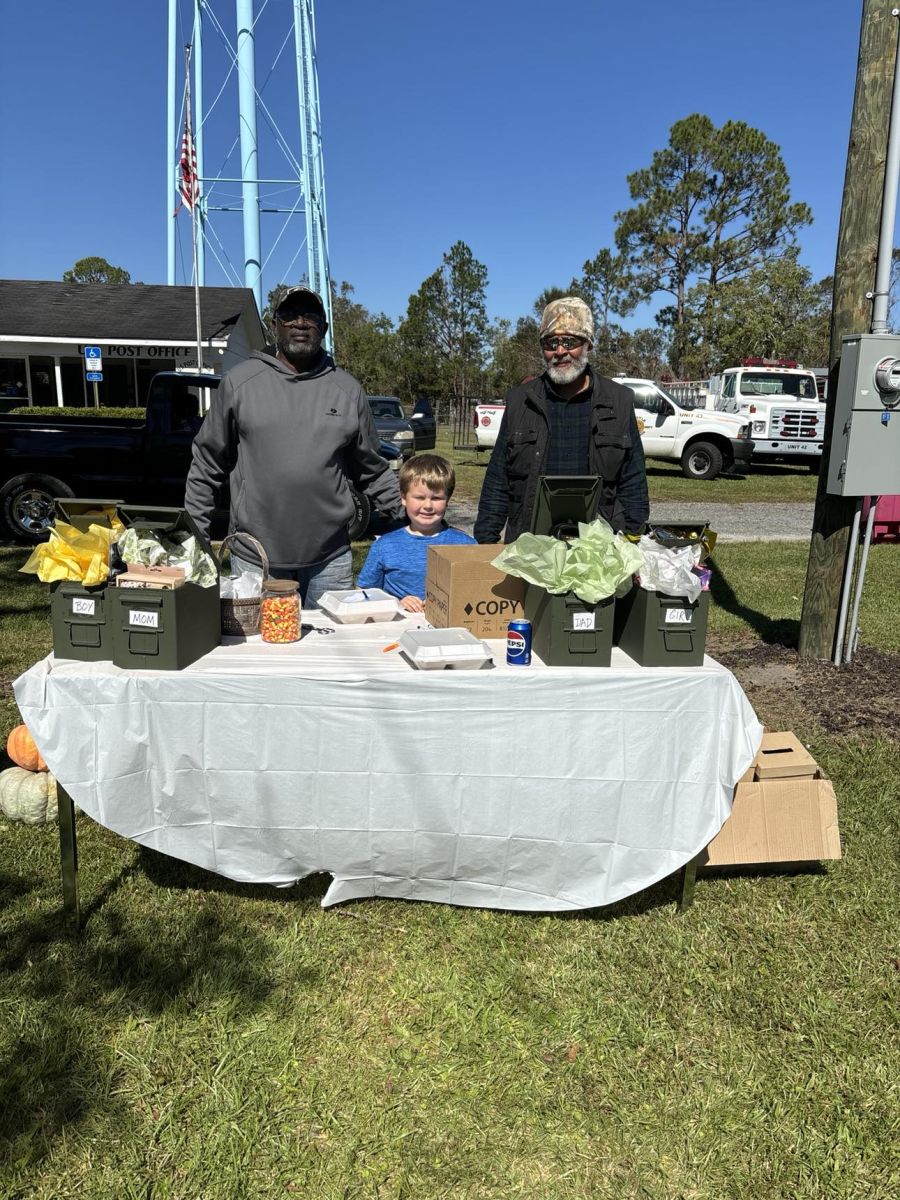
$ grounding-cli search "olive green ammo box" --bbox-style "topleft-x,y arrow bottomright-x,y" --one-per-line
49,498 -> 123,662
109,506 -> 220,671
524,587 -> 615,666
524,475 -> 614,667
611,518 -> 711,667
613,585 -> 710,667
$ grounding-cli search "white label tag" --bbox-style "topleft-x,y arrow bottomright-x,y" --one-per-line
665,608 -> 691,625
71,597 -> 95,616
572,611 -> 595,631
128,609 -> 159,629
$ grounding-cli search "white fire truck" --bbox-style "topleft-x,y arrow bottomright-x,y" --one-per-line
713,358 -> 826,471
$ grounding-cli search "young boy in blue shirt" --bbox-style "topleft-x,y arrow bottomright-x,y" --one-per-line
357,453 -> 475,612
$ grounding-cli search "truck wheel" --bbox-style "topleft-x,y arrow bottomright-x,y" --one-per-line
807,458 -> 821,475
0,474 -> 74,543
347,487 -> 371,542
681,441 -> 724,481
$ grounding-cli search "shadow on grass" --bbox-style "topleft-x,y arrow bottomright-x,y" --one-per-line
0,1013 -> 103,1173
137,843 -> 332,905
0,848 -> 297,1169
0,868 -> 35,906
709,553 -> 799,648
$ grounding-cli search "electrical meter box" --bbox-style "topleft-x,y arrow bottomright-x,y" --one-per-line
827,333 -> 900,496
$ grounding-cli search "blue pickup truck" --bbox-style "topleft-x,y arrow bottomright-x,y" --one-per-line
0,372 -> 401,543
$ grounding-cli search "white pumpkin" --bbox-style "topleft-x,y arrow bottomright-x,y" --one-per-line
0,767 -> 58,825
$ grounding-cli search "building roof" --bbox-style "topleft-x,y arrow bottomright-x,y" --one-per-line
0,279 -> 265,344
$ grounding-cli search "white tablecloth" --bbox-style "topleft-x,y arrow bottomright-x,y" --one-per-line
14,615 -> 762,911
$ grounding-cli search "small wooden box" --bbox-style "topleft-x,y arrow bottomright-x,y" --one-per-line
116,566 -> 186,591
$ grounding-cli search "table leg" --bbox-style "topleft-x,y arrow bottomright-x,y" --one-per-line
678,853 -> 700,912
57,783 -> 81,929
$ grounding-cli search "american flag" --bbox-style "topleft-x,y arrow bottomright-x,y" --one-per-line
179,114 -> 199,213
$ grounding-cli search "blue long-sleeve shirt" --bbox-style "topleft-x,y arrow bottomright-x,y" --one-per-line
357,525 -> 475,599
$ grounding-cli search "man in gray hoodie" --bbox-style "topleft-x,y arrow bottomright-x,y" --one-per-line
185,285 -> 403,606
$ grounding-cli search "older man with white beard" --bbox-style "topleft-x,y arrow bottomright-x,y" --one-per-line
474,296 -> 649,544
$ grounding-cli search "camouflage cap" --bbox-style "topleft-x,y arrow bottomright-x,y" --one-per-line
274,285 -> 326,322
539,297 -> 594,344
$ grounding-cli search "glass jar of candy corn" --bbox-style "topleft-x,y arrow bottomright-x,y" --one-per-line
260,578 -> 301,643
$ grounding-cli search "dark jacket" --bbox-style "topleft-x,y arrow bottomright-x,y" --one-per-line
473,368 -> 649,544
185,350 -> 403,570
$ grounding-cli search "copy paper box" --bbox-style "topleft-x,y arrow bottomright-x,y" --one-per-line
703,769 -> 841,867
425,545 -> 525,638
753,730 -> 818,779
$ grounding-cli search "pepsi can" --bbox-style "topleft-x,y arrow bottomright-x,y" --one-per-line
506,619 -> 532,665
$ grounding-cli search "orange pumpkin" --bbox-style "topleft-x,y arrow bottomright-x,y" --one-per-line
6,724 -> 47,772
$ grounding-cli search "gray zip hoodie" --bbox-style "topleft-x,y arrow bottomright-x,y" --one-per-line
185,350 -> 403,569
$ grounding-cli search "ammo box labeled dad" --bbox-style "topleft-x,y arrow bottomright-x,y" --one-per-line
523,476 -> 612,667
425,544 -> 525,638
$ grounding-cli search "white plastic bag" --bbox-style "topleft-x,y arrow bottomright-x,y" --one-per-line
636,536 -> 702,602
219,570 -> 262,600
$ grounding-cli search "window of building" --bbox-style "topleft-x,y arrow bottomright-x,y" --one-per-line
29,357 -> 58,406
60,359 -> 88,406
137,361 -> 177,406
0,358 -> 27,399
0,358 -> 28,411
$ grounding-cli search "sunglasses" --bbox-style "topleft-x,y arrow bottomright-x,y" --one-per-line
276,311 -> 324,328
541,336 -> 586,352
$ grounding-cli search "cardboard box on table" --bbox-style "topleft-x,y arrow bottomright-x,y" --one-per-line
703,731 -> 841,867
110,506 -> 220,671
425,544 -> 525,638
49,498 -> 123,662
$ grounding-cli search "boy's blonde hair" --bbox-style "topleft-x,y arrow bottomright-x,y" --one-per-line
399,453 -> 455,499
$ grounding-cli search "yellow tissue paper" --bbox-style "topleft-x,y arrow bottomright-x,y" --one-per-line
19,516 -> 125,585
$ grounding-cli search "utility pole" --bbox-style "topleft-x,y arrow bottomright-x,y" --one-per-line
799,0 -> 899,660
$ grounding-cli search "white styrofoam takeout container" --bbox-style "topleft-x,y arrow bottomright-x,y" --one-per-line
317,588 -> 401,624
398,627 -> 494,670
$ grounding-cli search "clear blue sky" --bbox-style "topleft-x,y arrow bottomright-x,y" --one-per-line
0,0 -> 864,327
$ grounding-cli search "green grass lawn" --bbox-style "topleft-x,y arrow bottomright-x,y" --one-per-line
436,428 -> 819,507
1,544 -> 898,1198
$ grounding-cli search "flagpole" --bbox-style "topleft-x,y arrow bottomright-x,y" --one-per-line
184,43 -> 204,375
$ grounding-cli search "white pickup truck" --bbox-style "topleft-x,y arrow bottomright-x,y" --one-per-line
473,379 -> 754,480
473,400 -> 507,450
713,359 -> 826,470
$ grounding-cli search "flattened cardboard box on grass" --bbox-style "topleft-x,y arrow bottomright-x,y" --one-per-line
110,506 -> 220,671
50,498 -> 123,663
703,731 -> 841,867
425,545 -> 525,638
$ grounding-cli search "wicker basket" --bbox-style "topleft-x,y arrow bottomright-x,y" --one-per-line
216,533 -> 269,637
